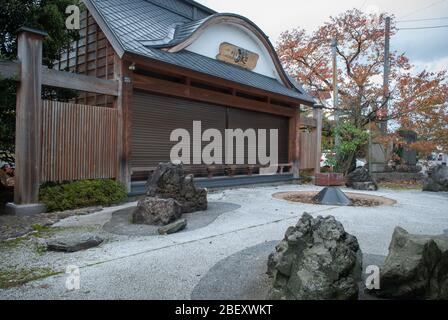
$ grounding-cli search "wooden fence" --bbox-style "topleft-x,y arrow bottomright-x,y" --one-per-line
299,129 -> 318,170
40,100 -> 119,182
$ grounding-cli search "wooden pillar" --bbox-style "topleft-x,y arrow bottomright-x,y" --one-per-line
7,28 -> 48,215
313,104 -> 323,174
289,106 -> 301,178
114,56 -> 133,191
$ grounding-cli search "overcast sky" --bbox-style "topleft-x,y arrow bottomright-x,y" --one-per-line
198,0 -> 448,73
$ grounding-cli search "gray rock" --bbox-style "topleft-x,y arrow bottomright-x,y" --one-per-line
346,168 -> 378,190
369,227 -> 448,299
423,165 -> 448,192
268,213 -> 362,300
47,234 -> 103,252
146,162 -> 207,213
352,182 -> 378,191
133,197 -> 181,226
158,218 -> 187,235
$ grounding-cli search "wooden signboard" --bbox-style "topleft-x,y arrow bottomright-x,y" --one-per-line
216,42 -> 259,70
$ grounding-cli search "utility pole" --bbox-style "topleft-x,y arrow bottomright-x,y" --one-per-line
331,38 -> 340,147
380,16 -> 391,133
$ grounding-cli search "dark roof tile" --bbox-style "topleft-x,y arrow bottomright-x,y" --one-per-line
88,0 -> 314,103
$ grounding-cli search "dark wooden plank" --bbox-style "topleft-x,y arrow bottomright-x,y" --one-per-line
42,67 -> 118,96
0,59 -> 118,96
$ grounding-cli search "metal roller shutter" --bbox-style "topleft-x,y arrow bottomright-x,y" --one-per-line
227,108 -> 289,165
131,91 -> 289,176
131,91 -> 227,168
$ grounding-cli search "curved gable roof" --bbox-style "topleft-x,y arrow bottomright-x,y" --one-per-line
84,0 -> 315,104
144,13 -> 303,92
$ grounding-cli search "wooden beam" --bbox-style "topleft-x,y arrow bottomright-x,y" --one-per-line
42,67 -> 118,96
125,53 -> 314,107
133,73 -> 295,118
0,59 -> 119,96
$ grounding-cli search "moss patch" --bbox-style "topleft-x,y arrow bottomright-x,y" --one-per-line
378,181 -> 423,190
0,267 -> 59,289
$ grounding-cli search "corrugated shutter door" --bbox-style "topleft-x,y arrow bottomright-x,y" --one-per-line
131,91 -> 227,168
227,108 -> 289,164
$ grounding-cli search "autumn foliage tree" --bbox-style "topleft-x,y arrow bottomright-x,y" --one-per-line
277,9 -> 448,171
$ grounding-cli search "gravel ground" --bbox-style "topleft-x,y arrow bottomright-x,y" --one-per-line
0,184 -> 446,299
190,241 -> 386,300
103,202 -> 240,236
0,206 -> 104,241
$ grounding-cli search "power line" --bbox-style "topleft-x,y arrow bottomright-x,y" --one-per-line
399,0 -> 447,19
359,0 -> 368,10
397,24 -> 448,30
397,16 -> 448,23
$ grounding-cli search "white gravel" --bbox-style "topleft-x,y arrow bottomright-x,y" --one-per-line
0,184 -> 447,299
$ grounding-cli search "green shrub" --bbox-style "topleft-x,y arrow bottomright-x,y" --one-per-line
299,169 -> 313,184
39,179 -> 127,212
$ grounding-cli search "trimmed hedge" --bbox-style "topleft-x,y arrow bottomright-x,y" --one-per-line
39,179 -> 127,212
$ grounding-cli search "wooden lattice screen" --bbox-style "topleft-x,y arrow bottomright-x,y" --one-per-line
40,100 -> 119,182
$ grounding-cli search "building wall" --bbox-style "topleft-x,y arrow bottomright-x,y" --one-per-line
56,10 -> 116,107
185,23 -> 282,81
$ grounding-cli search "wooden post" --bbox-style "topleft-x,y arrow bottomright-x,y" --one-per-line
7,27 -> 48,215
114,56 -> 133,191
313,104 -> 323,174
289,106 -> 301,178
380,16 -> 391,133
331,38 -> 340,147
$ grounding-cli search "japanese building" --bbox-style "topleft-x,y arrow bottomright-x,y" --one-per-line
4,0 -> 322,213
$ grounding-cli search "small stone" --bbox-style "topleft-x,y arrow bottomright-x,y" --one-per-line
351,182 -> 377,191
46,234 -> 104,252
158,218 -> 187,235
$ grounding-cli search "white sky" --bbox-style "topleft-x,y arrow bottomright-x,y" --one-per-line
198,0 -> 448,73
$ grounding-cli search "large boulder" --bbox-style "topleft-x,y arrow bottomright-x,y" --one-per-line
146,163 -> 207,213
133,197 -> 182,226
346,167 -> 378,190
267,213 -> 362,300
370,227 -> 448,299
423,165 -> 448,192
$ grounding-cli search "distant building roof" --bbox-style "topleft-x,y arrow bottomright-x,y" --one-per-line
85,0 -> 314,103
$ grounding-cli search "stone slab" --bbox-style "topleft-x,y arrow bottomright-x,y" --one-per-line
5,202 -> 46,216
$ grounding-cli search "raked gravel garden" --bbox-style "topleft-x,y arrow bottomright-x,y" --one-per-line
0,182 -> 446,299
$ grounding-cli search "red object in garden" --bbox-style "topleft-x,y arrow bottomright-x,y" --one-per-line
315,173 -> 345,186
